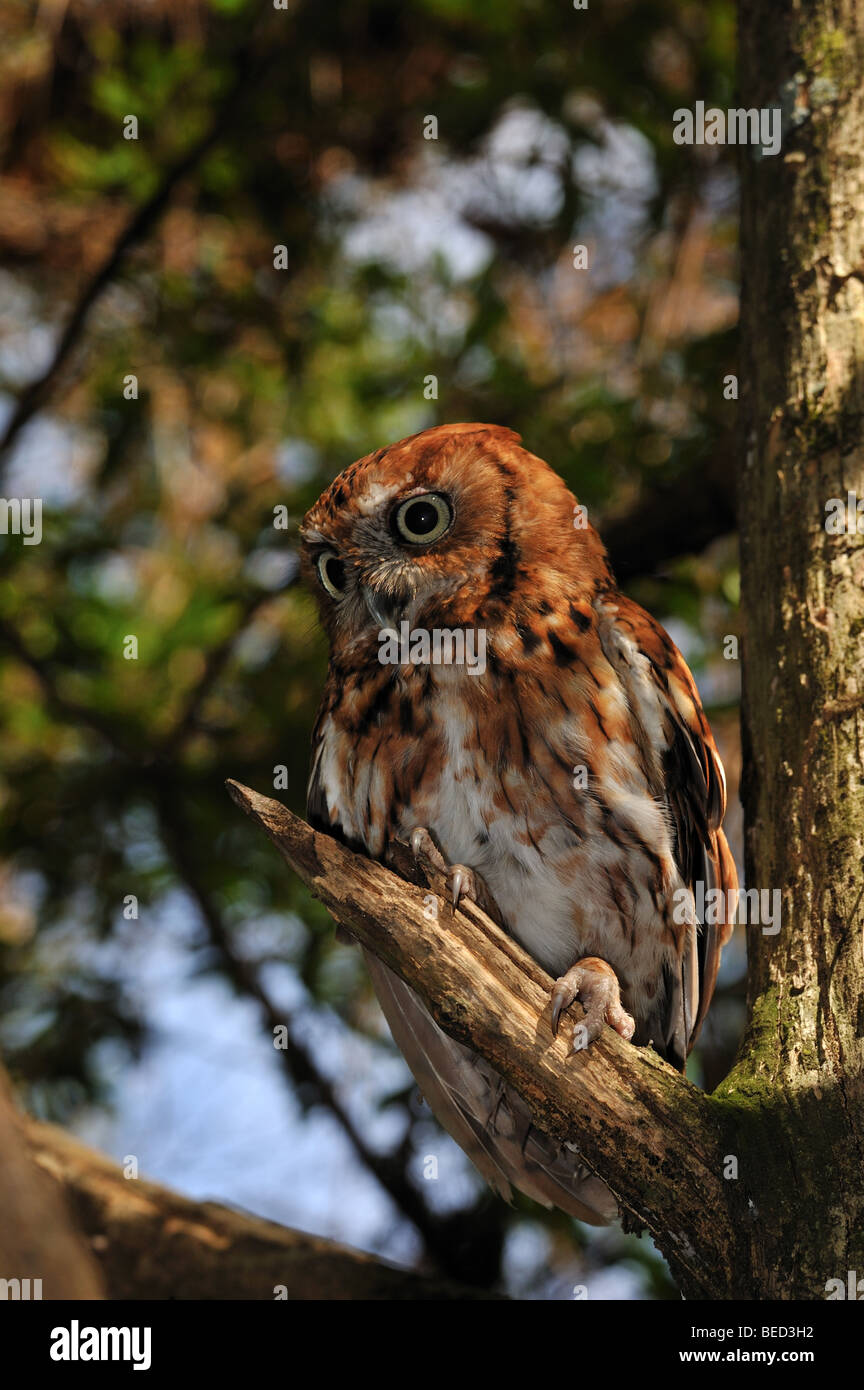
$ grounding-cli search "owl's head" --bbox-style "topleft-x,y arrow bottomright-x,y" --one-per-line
300,423 -> 610,648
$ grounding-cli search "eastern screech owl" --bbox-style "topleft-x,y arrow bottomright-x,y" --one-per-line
301,423 -> 736,1224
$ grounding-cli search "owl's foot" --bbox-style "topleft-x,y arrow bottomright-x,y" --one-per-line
409,827 -> 490,915
550,957 -> 635,1050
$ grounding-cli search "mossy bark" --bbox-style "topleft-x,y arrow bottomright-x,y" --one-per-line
730,0 -> 864,1297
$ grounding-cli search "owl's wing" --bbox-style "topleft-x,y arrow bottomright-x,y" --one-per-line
599,593 -> 738,1067
307,746 -> 617,1225
363,951 -> 618,1225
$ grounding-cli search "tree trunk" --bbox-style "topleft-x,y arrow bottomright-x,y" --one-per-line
728,0 -> 864,1296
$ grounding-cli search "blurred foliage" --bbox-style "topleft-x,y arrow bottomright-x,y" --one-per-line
0,0 -> 742,1297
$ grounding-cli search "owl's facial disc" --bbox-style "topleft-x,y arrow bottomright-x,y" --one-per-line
304,474 -> 468,637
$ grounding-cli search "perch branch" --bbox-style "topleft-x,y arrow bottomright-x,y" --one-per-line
227,780 -> 738,1297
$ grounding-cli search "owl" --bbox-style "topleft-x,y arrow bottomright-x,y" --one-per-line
300,422 -> 737,1224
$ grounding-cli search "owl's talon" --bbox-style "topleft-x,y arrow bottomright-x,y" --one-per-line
550,983 -> 573,1037
410,826 -> 448,874
404,827 -> 502,923
409,828 -> 476,910
549,957 -> 635,1051
449,865 -> 475,914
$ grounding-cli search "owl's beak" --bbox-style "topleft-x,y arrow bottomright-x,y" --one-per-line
362,584 -> 401,630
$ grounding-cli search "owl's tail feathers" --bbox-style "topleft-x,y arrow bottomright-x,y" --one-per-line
363,950 -> 617,1226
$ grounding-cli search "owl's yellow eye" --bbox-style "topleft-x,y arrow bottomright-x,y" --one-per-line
317,550 -> 346,598
393,493 -> 453,545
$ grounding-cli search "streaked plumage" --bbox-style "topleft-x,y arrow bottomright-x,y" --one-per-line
301,423 -> 737,1223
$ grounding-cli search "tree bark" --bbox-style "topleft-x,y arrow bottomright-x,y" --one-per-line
735,0 -> 864,1296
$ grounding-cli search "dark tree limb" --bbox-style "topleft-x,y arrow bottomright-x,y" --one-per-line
25,1120 -> 495,1300
0,134 -> 218,466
